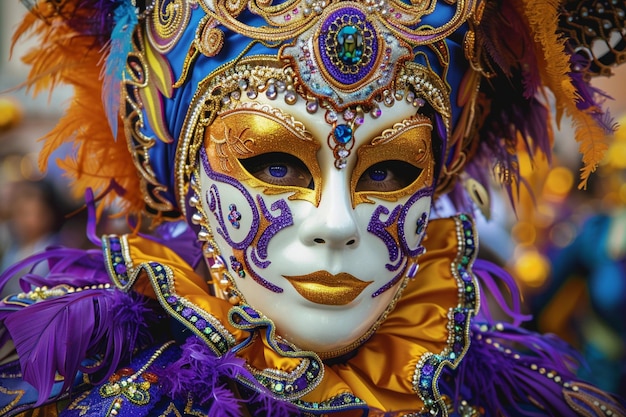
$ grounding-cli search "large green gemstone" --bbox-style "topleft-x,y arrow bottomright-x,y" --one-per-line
337,25 -> 363,65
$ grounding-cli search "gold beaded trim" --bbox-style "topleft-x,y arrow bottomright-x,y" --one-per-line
411,214 -> 479,416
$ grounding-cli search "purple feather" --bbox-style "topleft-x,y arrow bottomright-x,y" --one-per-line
440,322 -> 626,416
568,53 -> 619,134
140,221 -> 205,269
159,336 -> 253,408
437,255 -> 626,416
473,258 -> 532,326
0,247 -> 110,297
3,289 -> 154,405
63,0 -> 129,43
158,336 -> 299,417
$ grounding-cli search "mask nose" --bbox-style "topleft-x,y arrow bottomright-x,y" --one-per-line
299,172 -> 360,249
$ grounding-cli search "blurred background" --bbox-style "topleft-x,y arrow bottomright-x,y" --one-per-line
0,3 -> 126,293
0,3 -> 83,287
1,1 -> 625,396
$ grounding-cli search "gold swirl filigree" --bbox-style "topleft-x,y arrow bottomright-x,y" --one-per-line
123,28 -> 177,215
371,114 -> 433,146
199,26 -> 226,57
175,57 -> 292,217
224,0 -> 247,15
172,16 -> 223,88
146,0 -> 191,53
380,0 -> 475,47
199,0 -> 319,42
464,0 -> 496,78
247,0 -> 305,24
383,0 -> 437,26
396,62 -> 451,128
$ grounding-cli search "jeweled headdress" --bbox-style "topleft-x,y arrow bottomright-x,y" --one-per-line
15,0 -> 625,220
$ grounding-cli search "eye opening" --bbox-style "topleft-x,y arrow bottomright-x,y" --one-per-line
239,152 -> 314,189
355,160 -> 423,193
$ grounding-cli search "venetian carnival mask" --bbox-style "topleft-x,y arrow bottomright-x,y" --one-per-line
197,89 -> 436,354
122,0 -> 479,356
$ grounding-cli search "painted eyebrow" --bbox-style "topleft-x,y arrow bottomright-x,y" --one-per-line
369,115 -> 433,146
231,102 -> 315,144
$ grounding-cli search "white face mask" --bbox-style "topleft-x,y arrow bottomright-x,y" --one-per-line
198,94 -> 436,356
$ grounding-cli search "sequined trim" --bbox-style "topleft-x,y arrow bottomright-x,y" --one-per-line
412,213 -> 479,416
98,341 -> 175,414
228,305 -> 324,400
103,235 -> 137,291
291,393 -> 368,414
151,263 -> 236,354
103,235 -> 236,355
225,305 -> 369,413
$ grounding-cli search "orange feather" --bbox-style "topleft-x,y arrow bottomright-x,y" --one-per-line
13,2 -> 145,216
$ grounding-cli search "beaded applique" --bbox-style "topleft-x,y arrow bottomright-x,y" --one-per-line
102,235 -> 237,355
280,2 -> 413,109
412,213 -> 478,416
60,342 -> 208,417
228,306 -> 370,414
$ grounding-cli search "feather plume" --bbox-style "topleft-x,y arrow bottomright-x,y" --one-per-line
158,336 -> 299,417
440,322 -> 626,417
521,0 -> 609,188
159,336 -> 253,408
479,1 -> 542,98
101,0 -> 138,138
574,112 -> 610,188
0,247 -> 109,297
472,259 -> 532,326
143,221 -> 205,268
439,252 -> 626,416
3,289 -> 155,405
441,323 -> 579,416
11,1 -> 145,215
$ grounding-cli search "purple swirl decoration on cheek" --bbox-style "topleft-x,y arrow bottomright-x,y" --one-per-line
200,148 -> 283,294
253,195 -> 294,263
371,266 -> 407,298
250,249 -> 270,269
398,187 -> 433,257
243,253 -> 284,294
240,195 -> 294,294
200,147 -> 259,250
367,204 -> 404,271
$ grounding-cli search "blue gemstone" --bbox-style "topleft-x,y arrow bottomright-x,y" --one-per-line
422,363 -> 434,375
334,124 -> 353,144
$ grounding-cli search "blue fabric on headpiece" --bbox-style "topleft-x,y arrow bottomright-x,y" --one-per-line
138,2 -> 472,212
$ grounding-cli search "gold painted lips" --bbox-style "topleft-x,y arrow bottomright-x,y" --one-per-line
283,271 -> 373,306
